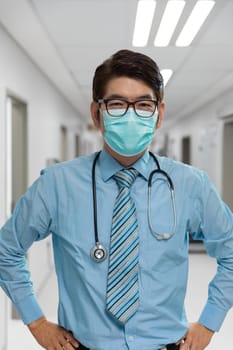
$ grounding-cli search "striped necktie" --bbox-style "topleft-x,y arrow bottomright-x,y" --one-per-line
106,168 -> 139,324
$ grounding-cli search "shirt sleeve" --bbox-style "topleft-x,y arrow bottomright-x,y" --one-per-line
190,171 -> 233,331
0,168 -> 55,324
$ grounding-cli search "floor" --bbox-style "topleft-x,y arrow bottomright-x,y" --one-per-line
6,246 -> 233,349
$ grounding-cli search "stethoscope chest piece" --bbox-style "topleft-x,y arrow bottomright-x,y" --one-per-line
90,242 -> 107,262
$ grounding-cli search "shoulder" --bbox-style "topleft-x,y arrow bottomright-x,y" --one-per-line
157,155 -> 208,191
37,153 -> 98,191
40,153 -> 96,177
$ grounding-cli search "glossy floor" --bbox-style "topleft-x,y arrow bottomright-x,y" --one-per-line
7,246 -> 233,349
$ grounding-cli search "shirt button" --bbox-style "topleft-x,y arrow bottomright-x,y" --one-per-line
128,336 -> 134,342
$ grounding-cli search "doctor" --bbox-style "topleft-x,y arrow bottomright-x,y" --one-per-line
0,49 -> 233,350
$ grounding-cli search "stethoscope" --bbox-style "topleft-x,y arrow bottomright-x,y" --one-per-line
90,151 -> 177,262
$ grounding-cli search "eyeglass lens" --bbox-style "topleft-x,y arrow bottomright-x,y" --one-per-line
105,99 -> 157,117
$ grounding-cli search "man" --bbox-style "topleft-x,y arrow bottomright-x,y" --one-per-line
0,50 -> 233,350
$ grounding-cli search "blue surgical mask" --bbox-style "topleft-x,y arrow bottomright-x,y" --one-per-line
103,108 -> 158,157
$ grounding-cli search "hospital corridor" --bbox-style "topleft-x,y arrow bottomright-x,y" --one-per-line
1,1 -> 233,349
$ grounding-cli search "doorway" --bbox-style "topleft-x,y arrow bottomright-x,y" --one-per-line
60,125 -> 68,162
6,95 -> 28,319
6,95 -> 28,216
182,136 -> 191,165
222,120 -> 233,211
75,134 -> 80,157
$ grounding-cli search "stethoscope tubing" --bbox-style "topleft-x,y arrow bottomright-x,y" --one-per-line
92,151 -> 101,244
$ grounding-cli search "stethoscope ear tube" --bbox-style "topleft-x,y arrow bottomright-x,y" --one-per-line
147,170 -> 176,240
148,169 -> 174,190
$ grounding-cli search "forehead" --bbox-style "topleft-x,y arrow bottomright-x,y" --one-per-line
104,77 -> 155,99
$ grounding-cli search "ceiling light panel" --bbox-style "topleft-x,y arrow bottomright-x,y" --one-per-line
154,1 -> 185,47
161,69 -> 173,86
132,0 -> 156,47
176,0 -> 215,47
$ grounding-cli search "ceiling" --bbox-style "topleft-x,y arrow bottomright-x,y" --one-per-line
0,0 -> 233,127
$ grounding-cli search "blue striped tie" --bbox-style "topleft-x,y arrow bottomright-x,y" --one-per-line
106,168 -> 139,324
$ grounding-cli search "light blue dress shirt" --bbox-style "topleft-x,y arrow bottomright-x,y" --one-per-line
1,149 -> 233,350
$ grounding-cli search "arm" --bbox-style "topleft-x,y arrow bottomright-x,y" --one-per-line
0,175 -> 51,323
0,170 -> 79,349
181,172 -> 233,349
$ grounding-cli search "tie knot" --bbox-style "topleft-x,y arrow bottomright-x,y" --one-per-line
114,168 -> 138,189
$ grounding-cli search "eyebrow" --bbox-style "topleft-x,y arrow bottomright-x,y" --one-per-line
105,94 -> 155,100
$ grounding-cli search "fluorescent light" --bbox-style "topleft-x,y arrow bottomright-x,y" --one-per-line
154,1 -> 185,47
133,0 -> 156,47
176,0 -> 215,47
161,69 -> 173,86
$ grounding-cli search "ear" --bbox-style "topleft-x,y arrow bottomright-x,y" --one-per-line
90,101 -> 100,128
155,102 -> 165,130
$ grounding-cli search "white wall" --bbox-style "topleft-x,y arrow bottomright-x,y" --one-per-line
0,24 -> 85,349
0,23 -> 86,224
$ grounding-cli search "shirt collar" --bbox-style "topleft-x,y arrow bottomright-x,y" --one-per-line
98,149 -> 152,182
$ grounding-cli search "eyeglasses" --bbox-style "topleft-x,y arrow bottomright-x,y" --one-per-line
98,98 -> 158,118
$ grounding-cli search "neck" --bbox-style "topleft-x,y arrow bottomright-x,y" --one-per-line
104,143 -> 146,167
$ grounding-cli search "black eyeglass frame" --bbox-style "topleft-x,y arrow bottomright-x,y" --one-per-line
98,98 -> 159,118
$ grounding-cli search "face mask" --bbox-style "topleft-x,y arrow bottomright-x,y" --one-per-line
103,108 -> 158,157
